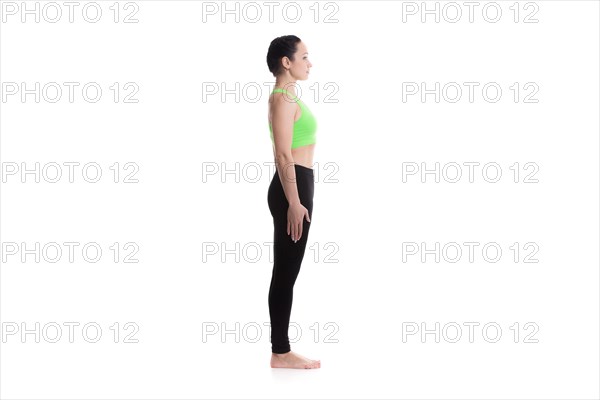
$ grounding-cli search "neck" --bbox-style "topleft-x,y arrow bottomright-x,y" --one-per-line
275,77 -> 298,95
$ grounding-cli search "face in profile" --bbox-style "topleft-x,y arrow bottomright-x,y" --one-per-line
287,41 -> 312,80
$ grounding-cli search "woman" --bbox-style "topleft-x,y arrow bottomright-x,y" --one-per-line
266,35 -> 321,369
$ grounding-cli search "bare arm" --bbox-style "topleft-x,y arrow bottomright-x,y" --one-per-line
270,92 -> 311,242
271,94 -> 301,206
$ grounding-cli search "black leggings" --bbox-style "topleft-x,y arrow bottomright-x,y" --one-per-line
267,163 -> 314,354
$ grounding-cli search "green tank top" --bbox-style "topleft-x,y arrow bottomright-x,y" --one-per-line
269,88 -> 317,149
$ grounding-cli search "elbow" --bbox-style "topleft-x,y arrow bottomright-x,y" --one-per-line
274,150 -> 294,165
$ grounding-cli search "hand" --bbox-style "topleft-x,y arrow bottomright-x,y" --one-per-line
287,202 -> 311,243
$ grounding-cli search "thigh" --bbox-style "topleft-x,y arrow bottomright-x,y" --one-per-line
268,169 -> 315,256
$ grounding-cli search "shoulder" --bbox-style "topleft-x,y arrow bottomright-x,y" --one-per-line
271,90 -> 298,102
270,92 -> 298,110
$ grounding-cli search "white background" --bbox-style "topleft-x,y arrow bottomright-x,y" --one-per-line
1,0 -> 599,399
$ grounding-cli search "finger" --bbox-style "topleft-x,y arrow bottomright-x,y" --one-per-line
287,220 -> 290,236
297,223 -> 303,241
305,211 -> 310,223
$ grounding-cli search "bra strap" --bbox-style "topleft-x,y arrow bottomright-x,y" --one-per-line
272,88 -> 298,101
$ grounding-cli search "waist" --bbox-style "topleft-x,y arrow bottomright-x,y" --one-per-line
294,163 -> 314,176
275,163 -> 314,178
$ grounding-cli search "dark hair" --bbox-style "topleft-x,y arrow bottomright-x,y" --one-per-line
266,35 -> 302,77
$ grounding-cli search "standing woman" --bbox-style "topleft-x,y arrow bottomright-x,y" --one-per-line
266,35 -> 321,369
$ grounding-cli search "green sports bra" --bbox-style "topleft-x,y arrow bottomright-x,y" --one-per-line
269,88 -> 317,149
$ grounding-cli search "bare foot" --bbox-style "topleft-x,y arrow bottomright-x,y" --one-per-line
270,351 -> 321,369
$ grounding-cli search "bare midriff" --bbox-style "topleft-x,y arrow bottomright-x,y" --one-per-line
290,144 -> 315,169
268,94 -> 316,169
